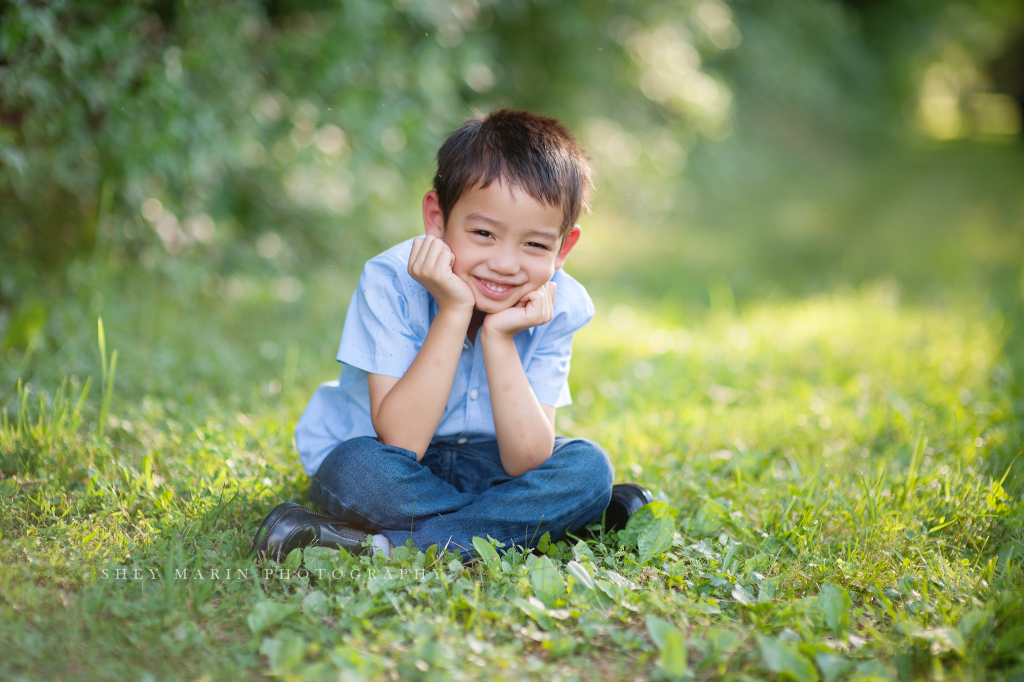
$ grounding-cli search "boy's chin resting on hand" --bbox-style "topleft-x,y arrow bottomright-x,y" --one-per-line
482,281 -> 557,339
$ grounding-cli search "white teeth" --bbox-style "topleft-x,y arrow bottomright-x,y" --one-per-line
481,280 -> 510,293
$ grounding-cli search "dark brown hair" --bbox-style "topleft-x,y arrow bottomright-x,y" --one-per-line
433,109 -> 593,241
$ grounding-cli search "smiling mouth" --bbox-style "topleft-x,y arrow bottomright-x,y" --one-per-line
473,276 -> 518,298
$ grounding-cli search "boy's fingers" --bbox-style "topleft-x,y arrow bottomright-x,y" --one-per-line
423,237 -> 445,271
418,235 -> 436,261
414,236 -> 434,265
540,284 -> 554,321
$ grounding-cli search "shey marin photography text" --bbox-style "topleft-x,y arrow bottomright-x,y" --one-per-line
100,565 -> 444,582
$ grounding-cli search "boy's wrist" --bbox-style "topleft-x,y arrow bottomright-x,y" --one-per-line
480,324 -> 517,346
434,305 -> 474,328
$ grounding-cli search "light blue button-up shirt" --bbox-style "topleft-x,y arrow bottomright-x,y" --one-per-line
295,237 -> 595,475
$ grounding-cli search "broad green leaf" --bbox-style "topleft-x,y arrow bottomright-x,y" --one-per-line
638,515 -> 676,560
732,584 -> 755,606
595,579 -> 623,602
472,536 -> 499,563
661,627 -> 689,680
620,501 -> 679,548
817,583 -> 852,637
958,609 -> 992,638
854,659 -> 896,681
303,547 -> 336,577
529,555 -> 565,606
282,547 -> 303,570
573,539 -> 596,563
367,572 -> 392,595
645,615 -> 676,649
302,590 -> 329,616
270,634 -> 306,672
758,635 -> 819,682
759,577 -> 780,603
514,597 -> 554,631
537,531 -> 552,553
693,500 -> 728,535
814,652 -> 853,682
602,570 -> 637,591
909,626 -> 965,656
694,598 -> 722,614
997,539 -> 1024,566
247,601 -> 299,634
390,545 -> 413,563
706,627 -> 742,654
566,560 -> 595,591
647,616 -> 688,679
995,627 -> 1024,655
259,637 -> 281,666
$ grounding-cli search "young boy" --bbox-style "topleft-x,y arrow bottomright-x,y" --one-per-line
252,109 -> 651,562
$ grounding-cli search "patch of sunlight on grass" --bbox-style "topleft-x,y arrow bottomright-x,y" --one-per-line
566,283 -> 1005,499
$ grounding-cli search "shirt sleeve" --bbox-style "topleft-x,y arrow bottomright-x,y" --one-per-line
336,256 -> 426,378
525,276 -> 595,408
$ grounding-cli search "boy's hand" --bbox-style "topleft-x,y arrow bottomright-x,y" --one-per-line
482,281 -> 556,338
408,236 -> 474,312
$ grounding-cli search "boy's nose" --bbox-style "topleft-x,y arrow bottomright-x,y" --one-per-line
487,249 -> 520,275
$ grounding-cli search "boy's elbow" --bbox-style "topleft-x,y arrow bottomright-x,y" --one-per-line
372,422 -> 426,460
504,440 -> 555,477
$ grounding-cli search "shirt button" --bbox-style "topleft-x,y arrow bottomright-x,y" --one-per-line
457,438 -> 468,444
469,389 -> 478,400
463,341 -> 470,351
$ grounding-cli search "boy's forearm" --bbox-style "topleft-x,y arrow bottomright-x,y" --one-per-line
481,328 -> 555,477
373,307 -> 471,458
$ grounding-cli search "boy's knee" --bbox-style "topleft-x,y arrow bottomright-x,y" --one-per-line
554,438 -> 614,492
310,436 -> 421,528
312,436 -> 415,500
314,437 -> 363,489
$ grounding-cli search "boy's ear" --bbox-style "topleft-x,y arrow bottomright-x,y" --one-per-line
422,190 -> 445,239
554,225 -> 582,271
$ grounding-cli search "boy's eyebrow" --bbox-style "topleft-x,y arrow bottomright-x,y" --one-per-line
465,212 -> 506,228
523,229 -> 558,241
466,212 -> 558,241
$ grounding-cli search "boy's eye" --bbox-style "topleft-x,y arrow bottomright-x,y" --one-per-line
473,230 -> 492,238
526,242 -> 550,250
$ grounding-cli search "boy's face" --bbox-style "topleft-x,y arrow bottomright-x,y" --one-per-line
422,182 -> 581,315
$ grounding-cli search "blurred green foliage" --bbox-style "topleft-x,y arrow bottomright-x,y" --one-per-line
2,0 -> 1023,471
3,0 -> 1021,305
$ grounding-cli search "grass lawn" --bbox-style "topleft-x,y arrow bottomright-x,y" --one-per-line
2,145 -> 1023,681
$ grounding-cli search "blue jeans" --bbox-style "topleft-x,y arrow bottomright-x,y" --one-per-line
308,436 -> 615,558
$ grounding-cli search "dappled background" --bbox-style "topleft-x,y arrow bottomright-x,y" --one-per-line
3,0 -> 1022,403
4,0 -> 1023,501
3,1 -> 1024,680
